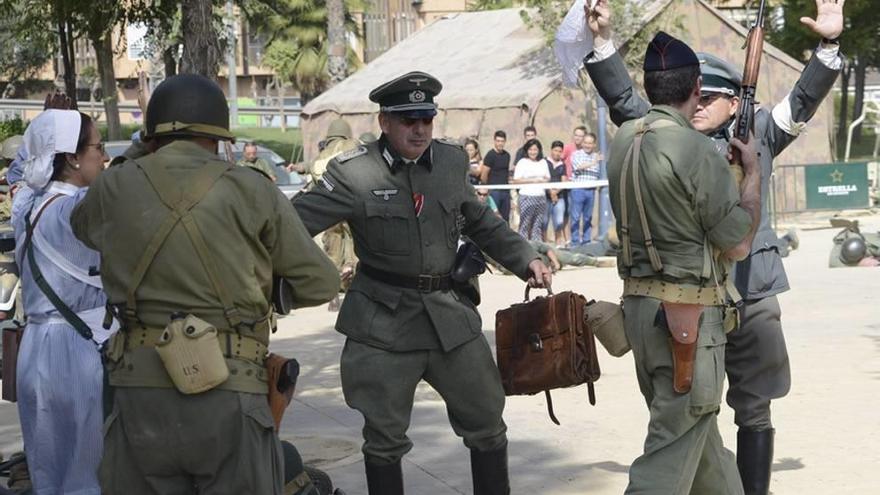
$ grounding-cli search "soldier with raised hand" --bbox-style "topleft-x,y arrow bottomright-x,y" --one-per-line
606,32 -> 762,494
71,74 -> 339,495
292,71 -> 551,495
584,1 -> 845,492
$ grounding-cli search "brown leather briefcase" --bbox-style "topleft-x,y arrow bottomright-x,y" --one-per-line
2,326 -> 24,402
495,287 -> 600,424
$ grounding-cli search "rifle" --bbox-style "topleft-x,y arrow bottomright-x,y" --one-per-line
730,0 -> 768,184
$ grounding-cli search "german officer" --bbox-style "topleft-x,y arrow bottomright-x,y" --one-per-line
584,2 -> 845,492
292,71 -> 551,495
71,74 -> 340,494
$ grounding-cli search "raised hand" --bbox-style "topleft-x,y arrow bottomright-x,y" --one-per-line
584,0 -> 612,43
800,0 -> 845,40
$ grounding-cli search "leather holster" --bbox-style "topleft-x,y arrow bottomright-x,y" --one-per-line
266,353 -> 299,430
659,302 -> 704,394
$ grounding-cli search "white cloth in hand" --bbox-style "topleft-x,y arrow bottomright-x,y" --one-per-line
554,0 -> 595,87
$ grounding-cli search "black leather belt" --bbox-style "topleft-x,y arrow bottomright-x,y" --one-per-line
359,263 -> 453,292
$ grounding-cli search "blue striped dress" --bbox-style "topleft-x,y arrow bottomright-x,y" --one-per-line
12,182 -> 107,495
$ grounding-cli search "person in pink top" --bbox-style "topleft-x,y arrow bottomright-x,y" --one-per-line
562,125 -> 587,178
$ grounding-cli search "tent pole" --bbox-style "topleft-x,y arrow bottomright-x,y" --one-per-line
596,91 -> 612,239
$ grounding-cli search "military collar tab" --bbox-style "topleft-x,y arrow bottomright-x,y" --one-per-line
378,134 -> 433,173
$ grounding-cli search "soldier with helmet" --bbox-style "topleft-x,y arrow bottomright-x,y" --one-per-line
293,71 -> 551,495
309,118 -> 360,310
71,74 -> 340,494
584,1 -> 846,492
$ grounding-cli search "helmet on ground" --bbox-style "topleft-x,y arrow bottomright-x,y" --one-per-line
144,74 -> 235,142
840,236 -> 867,265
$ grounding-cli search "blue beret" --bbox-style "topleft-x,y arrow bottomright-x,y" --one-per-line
643,31 -> 699,72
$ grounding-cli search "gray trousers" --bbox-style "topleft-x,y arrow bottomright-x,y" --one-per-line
725,295 -> 791,430
623,296 -> 743,495
100,387 -> 283,495
340,336 -> 507,465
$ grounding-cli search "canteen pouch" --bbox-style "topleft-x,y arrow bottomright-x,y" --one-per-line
585,300 -> 630,357
155,314 -> 229,394
657,302 -> 703,394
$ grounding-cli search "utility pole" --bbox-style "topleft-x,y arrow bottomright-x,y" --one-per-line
226,0 -> 238,128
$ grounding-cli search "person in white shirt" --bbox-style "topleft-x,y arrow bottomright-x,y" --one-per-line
512,139 -> 551,241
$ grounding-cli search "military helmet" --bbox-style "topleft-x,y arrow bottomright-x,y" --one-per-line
144,74 -> 235,142
326,118 -> 352,140
1,135 -> 23,160
840,237 -> 867,265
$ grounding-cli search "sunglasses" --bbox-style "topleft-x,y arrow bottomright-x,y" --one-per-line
477,192 -> 489,197
398,116 -> 434,127
85,142 -> 106,154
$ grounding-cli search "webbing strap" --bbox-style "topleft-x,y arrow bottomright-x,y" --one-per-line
125,158 -> 240,327
24,195 -> 95,342
619,118 -> 676,272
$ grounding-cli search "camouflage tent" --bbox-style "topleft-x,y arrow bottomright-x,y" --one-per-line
300,0 -> 834,170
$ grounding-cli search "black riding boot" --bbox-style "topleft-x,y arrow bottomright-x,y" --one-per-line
470,446 -> 510,495
365,459 -> 404,495
737,428 -> 774,495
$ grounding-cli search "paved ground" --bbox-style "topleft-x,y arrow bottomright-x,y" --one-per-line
2,216 -> 879,493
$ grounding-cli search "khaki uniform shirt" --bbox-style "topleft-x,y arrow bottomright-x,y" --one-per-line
72,141 -> 339,388
311,137 -> 359,183
607,106 -> 751,285
237,157 -> 277,181
293,137 -> 539,352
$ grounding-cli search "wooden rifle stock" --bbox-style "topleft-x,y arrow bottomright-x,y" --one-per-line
730,0 -> 767,185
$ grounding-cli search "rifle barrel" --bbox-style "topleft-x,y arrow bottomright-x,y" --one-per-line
755,0 -> 768,27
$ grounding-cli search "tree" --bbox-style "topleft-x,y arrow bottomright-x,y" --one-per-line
180,0 -> 224,77
246,0 -> 361,101
0,15 -> 53,98
770,0 -> 880,148
326,0 -> 346,86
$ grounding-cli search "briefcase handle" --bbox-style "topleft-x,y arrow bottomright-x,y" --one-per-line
524,285 -> 554,302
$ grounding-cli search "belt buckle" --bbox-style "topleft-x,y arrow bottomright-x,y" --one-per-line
417,274 -> 434,293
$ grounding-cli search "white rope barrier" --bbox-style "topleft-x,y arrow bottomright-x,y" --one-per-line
475,180 -> 608,191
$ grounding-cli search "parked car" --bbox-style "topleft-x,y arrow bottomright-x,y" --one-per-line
218,140 -> 307,198
103,140 -> 306,199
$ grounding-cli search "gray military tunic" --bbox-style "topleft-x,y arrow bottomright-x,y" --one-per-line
586,48 -> 841,429
293,136 -> 539,464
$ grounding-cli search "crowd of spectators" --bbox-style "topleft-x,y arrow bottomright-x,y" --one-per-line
471,125 -> 603,248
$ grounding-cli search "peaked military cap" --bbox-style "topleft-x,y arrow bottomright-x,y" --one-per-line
698,52 -> 743,96
643,31 -> 699,72
369,71 -> 442,117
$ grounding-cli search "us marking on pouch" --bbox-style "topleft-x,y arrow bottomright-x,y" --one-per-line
372,189 -> 399,201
